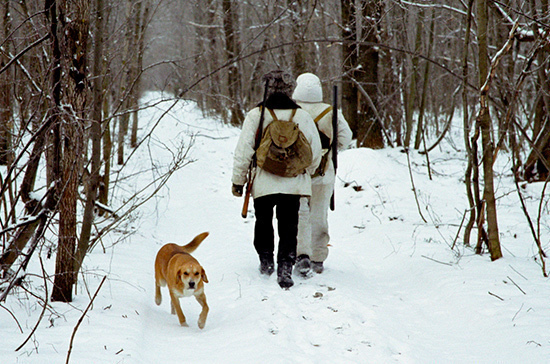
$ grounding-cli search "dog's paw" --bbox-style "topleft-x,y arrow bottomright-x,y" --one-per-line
198,319 -> 206,329
155,295 -> 162,306
180,320 -> 189,327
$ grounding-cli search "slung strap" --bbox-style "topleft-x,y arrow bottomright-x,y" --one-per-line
267,108 -> 297,122
314,106 -> 332,123
289,108 -> 297,122
267,108 -> 278,121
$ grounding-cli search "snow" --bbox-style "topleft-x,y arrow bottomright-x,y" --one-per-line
1,92 -> 550,363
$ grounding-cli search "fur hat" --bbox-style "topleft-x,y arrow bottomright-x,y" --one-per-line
262,70 -> 296,97
292,73 -> 323,103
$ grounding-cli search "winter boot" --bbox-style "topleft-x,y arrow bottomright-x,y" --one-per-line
277,261 -> 294,289
294,254 -> 311,277
259,255 -> 274,276
311,261 -> 324,274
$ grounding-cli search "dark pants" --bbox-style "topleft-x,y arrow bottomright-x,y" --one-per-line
253,194 -> 300,265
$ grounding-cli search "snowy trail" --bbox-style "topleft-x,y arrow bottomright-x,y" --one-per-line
2,96 -> 550,363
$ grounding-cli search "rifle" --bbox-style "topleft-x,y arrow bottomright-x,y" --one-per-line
330,85 -> 338,211
241,80 -> 269,218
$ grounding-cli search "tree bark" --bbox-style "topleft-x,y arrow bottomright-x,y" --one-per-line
51,0 -> 90,302
414,9 -> 434,150
462,0 -> 476,247
0,0 -> 13,166
341,0 -> 358,138
476,0 -> 502,261
223,0 -> 244,126
76,0 -> 105,277
288,0 -> 307,76
356,0 -> 383,149
131,1 -> 149,148
404,7 -> 423,148
523,0 -> 550,182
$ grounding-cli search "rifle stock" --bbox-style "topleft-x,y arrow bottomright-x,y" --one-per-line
241,80 -> 269,218
241,178 -> 253,218
330,85 -> 338,211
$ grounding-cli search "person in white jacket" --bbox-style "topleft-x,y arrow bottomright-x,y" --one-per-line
232,70 -> 322,289
292,73 -> 353,276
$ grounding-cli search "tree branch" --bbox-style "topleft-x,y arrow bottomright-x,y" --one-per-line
65,275 -> 107,364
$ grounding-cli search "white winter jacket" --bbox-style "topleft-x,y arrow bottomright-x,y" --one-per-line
232,106 -> 322,199
296,102 -> 353,186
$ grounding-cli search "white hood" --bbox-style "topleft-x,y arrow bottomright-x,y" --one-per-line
292,73 -> 323,103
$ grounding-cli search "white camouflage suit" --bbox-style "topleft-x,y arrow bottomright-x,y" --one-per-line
293,73 -> 353,264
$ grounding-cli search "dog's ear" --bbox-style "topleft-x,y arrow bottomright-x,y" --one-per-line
201,268 -> 209,283
176,268 -> 184,283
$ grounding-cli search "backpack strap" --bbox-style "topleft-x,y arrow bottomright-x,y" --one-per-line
289,108 -> 297,122
268,108 -> 298,122
267,108 -> 278,121
314,106 -> 333,123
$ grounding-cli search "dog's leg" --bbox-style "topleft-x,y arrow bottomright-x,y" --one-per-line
169,291 -> 188,327
155,281 -> 162,305
195,292 -> 209,329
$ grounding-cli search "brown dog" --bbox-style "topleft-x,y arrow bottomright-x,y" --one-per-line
154,232 -> 209,329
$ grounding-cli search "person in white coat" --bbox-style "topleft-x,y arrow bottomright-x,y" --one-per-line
292,73 -> 353,276
232,70 -> 322,288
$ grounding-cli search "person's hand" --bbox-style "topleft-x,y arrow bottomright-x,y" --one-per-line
232,184 -> 243,197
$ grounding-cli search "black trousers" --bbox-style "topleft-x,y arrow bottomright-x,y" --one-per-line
253,194 -> 301,265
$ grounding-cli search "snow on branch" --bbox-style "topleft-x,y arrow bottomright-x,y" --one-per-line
398,0 -> 467,17
480,22 -> 520,104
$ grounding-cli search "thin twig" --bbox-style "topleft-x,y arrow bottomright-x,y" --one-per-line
509,265 -> 528,280
404,148 -> 427,223
16,256 -> 49,351
0,304 -> 23,334
488,291 -> 504,301
506,276 -> 526,295
65,276 -> 107,364
512,303 -> 524,322
0,33 -> 50,76
421,255 -> 452,266
451,208 -> 469,250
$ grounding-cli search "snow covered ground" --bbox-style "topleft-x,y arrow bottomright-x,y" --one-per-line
2,93 -> 550,363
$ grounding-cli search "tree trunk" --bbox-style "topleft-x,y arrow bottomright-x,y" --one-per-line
0,0 -> 13,166
404,8 -> 423,148
356,0 -> 383,149
523,0 -> 550,182
117,0 -> 135,166
0,121 -> 51,273
99,95 -> 112,209
51,0 -> 90,302
341,0 -> 358,138
476,0 -> 502,261
288,0 -> 307,76
462,0 -> 476,247
76,0 -> 105,277
131,1 -> 149,148
414,9 -> 435,150
223,0 -> 244,126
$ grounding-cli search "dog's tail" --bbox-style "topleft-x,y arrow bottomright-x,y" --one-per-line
181,232 -> 209,253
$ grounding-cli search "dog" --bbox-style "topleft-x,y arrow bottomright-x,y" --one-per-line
154,232 -> 209,329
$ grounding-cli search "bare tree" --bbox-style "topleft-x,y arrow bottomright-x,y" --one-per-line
356,0 -> 384,148
223,0 -> 244,126
0,0 -> 13,166
51,0 -> 90,302
474,0 -> 502,261
341,0 -> 359,138
76,0 -> 106,278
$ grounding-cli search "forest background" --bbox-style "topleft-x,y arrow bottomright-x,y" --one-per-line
1,0 -> 550,356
